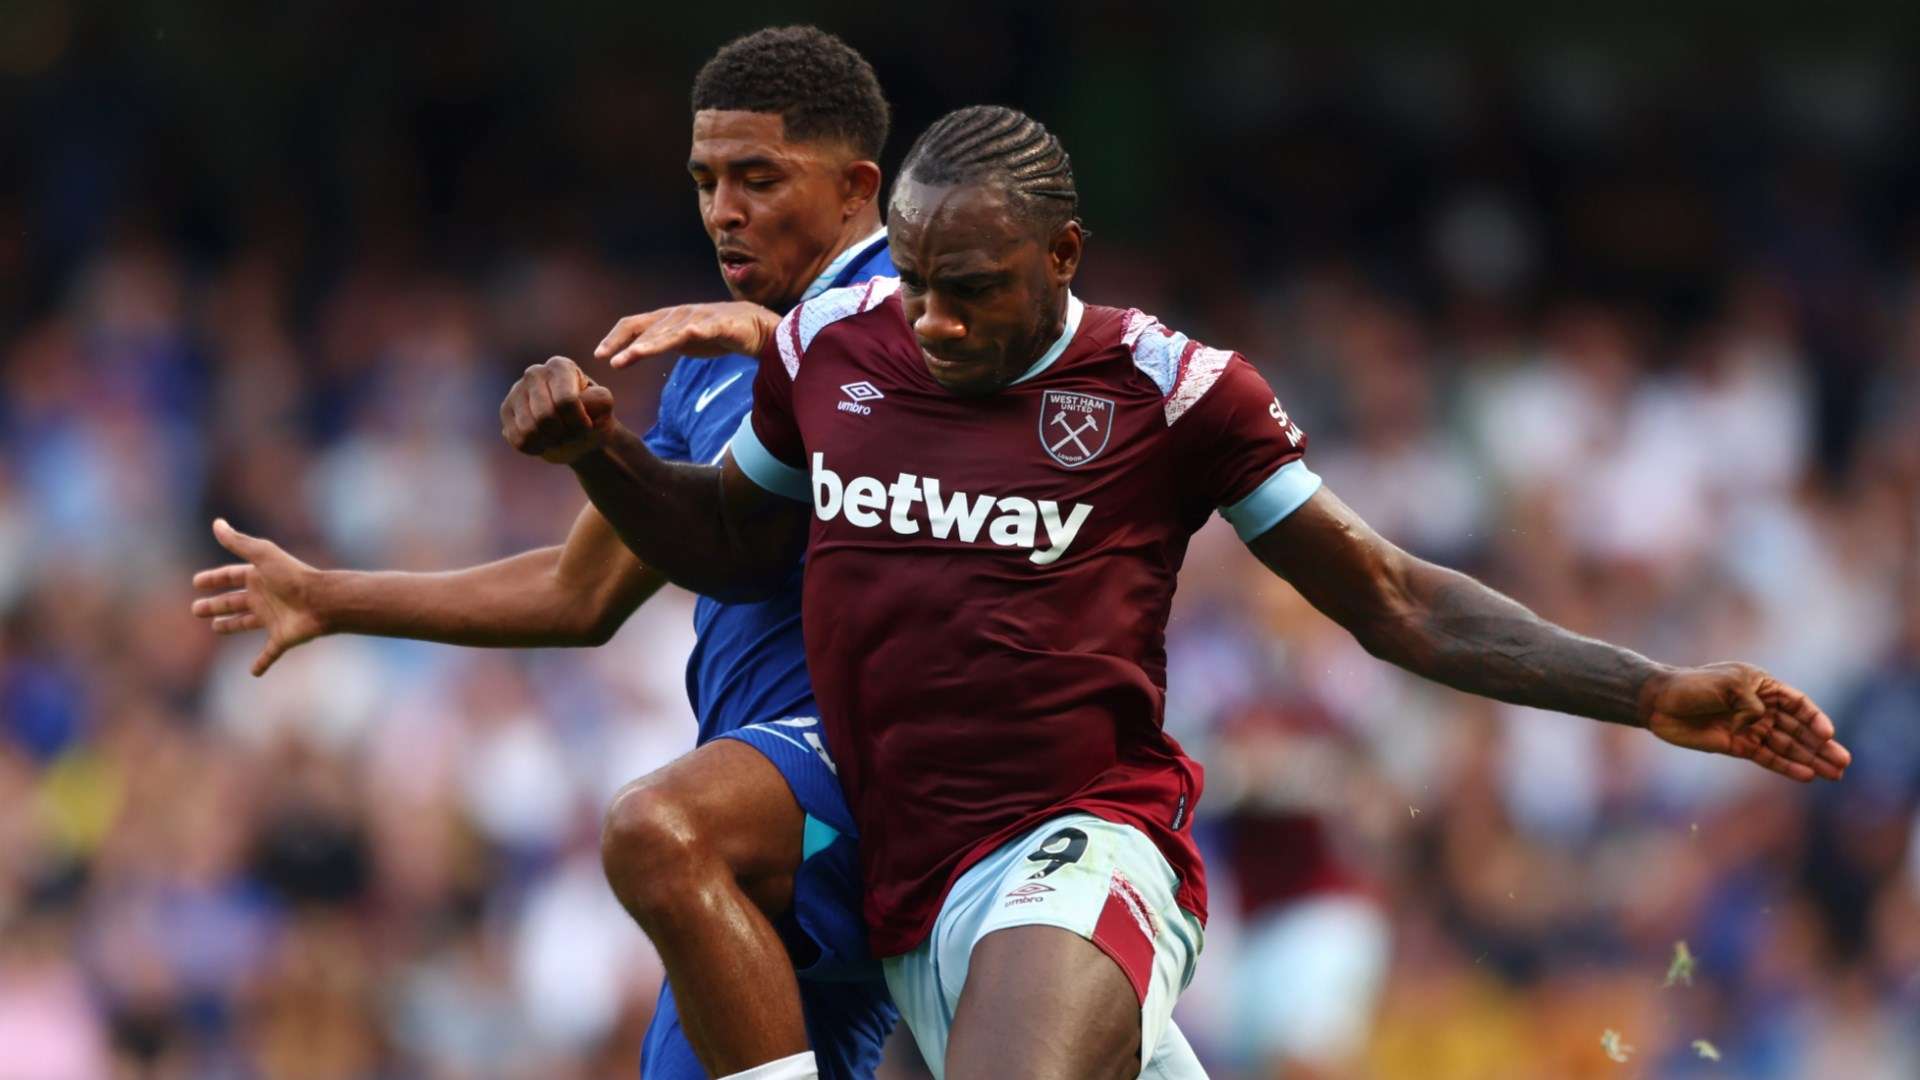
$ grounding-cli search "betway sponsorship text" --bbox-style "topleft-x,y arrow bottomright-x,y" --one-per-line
810,452 -> 1092,566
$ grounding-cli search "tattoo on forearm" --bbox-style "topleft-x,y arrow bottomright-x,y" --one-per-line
1383,567 -> 1664,726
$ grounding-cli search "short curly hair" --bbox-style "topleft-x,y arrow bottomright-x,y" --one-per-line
691,26 -> 890,161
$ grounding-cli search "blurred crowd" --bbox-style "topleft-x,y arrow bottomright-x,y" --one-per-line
4,6 -> 1919,1078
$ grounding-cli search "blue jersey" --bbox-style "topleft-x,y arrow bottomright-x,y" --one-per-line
642,232 -> 894,744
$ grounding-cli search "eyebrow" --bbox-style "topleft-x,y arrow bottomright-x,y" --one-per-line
930,262 -> 1008,279
687,155 -> 785,173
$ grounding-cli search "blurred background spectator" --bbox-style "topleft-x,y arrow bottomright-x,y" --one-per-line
2,4 -> 1916,1077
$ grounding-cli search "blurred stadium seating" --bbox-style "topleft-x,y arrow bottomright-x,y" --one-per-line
2,5 -> 1916,1077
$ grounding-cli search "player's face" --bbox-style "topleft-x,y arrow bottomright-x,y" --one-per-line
689,110 -> 861,310
889,178 -> 1082,398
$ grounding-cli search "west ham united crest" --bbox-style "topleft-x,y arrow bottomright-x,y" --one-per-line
1038,391 -> 1115,468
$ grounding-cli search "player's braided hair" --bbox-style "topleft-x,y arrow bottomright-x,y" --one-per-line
899,105 -> 1083,236
691,26 -> 890,160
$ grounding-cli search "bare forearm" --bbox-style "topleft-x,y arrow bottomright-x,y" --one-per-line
314,502 -> 662,647
568,423 -> 792,600
315,548 -> 624,648
1364,561 -> 1667,726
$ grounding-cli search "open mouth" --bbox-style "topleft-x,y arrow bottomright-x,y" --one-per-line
717,250 -> 757,281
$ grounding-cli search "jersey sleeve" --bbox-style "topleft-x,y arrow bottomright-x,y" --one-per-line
728,313 -> 810,502
730,281 -> 903,502
642,361 -> 693,463
1173,352 -> 1320,542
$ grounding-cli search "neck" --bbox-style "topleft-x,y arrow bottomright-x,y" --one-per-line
829,208 -> 885,264
823,209 -> 884,264
1029,288 -> 1070,362
995,288 -> 1079,390
779,208 -> 886,310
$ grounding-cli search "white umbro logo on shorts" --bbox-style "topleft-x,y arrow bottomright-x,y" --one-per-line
839,381 -> 883,415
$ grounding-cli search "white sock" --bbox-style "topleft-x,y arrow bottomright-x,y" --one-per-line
718,1050 -> 818,1080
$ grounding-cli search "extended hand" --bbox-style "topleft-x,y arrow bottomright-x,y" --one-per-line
595,302 -> 782,369
501,357 -> 617,464
1641,662 -> 1851,783
190,519 -> 326,677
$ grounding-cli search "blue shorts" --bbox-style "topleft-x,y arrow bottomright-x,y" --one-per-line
641,977 -> 896,1080
719,716 -> 873,981
639,716 -> 895,1079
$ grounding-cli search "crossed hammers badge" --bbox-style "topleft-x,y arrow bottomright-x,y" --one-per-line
1037,391 -> 1116,467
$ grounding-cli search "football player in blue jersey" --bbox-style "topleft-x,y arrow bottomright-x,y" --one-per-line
191,26 -> 896,1080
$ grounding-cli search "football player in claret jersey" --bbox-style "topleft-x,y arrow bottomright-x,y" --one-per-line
510,106 -> 1853,1079
194,27 -> 899,1080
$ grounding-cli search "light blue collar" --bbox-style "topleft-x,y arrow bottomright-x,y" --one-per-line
801,225 -> 890,302
1011,293 -> 1085,384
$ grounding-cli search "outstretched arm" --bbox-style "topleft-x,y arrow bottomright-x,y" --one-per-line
1248,487 -> 1851,783
190,505 -> 666,676
193,301 -> 804,675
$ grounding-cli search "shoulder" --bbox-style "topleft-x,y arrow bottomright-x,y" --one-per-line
772,277 -> 903,378
1103,306 -> 1242,426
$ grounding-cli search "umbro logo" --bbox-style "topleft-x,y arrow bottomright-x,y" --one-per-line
839,381 -> 883,415
1003,881 -> 1056,907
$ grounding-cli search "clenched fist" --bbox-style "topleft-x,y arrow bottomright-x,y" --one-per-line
501,357 -> 617,464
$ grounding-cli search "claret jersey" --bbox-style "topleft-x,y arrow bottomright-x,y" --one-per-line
731,279 -> 1322,955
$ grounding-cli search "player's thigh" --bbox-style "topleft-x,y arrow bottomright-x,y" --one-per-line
946,922 -> 1140,1080
889,814 -> 1203,1080
608,736 -> 805,893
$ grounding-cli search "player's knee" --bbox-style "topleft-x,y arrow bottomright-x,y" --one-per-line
600,780 -> 709,912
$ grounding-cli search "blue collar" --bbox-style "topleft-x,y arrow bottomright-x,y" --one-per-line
802,226 -> 890,302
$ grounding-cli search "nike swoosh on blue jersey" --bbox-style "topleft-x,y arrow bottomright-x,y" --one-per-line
694,373 -> 744,413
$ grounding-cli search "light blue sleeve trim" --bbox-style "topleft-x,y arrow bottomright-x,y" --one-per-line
1219,459 -> 1322,541
729,413 -> 810,502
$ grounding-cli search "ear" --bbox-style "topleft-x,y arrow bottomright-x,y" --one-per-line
1047,220 -> 1084,285
840,159 -> 883,219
